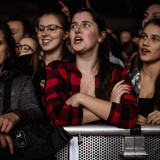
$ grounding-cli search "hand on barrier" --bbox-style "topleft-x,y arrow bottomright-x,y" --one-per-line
147,110 -> 160,125
110,80 -> 130,104
136,114 -> 147,125
0,133 -> 14,154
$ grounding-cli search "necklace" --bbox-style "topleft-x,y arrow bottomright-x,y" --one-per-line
83,67 -> 98,89
142,70 -> 156,79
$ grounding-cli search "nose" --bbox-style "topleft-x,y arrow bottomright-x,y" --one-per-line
143,38 -> 150,46
42,27 -> 49,36
75,26 -> 81,34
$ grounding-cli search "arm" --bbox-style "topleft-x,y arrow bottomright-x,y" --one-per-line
7,76 -> 43,125
66,67 -> 139,128
45,62 -> 84,126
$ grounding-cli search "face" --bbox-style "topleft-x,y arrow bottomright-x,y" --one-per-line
7,21 -> 24,43
18,37 -> 37,56
0,30 -> 9,72
69,11 -> 104,55
139,23 -> 160,63
142,4 -> 160,28
37,14 -> 66,54
120,31 -> 131,44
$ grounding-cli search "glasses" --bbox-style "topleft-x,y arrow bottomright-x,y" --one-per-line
16,43 -> 34,53
36,24 -> 64,34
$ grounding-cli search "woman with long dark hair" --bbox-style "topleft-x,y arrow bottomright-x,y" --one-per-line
45,8 -> 139,129
131,19 -> 160,125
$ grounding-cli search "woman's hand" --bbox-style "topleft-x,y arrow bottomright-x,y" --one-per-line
66,93 -> 82,107
40,80 -> 45,88
0,112 -> 19,133
136,115 -> 147,125
58,0 -> 71,21
147,110 -> 160,125
0,133 -> 14,154
110,80 -> 130,104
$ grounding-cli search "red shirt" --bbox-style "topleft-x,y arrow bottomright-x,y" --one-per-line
45,57 -> 139,129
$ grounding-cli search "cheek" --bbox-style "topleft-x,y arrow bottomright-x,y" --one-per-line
86,31 -> 97,43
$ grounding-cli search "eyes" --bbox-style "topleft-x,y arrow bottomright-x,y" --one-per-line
140,34 -> 160,41
143,13 -> 160,19
70,22 -> 91,29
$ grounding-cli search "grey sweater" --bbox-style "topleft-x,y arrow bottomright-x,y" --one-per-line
0,70 -> 43,125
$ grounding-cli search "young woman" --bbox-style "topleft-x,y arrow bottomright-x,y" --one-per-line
142,3 -> 160,28
0,21 -> 42,157
45,8 -> 139,129
131,19 -> 160,125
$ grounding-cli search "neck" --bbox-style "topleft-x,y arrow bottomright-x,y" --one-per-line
76,53 -> 99,73
44,51 -> 62,66
141,62 -> 160,79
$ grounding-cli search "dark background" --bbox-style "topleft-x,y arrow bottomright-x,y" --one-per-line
0,0 -> 159,33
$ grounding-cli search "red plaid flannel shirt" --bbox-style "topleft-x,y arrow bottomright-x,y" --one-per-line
45,57 -> 139,128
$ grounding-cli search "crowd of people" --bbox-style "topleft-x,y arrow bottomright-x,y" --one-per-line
0,0 -> 160,159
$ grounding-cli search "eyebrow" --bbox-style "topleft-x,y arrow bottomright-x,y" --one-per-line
152,34 -> 160,38
71,21 -> 92,25
142,32 -> 160,38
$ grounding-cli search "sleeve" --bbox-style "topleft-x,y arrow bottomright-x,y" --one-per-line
106,66 -> 139,129
45,63 -> 83,126
8,76 -> 43,125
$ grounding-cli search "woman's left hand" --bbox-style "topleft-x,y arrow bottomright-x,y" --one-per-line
136,114 -> 147,125
147,110 -> 160,125
66,93 -> 81,107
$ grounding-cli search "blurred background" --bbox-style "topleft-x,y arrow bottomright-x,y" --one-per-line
0,0 -> 158,33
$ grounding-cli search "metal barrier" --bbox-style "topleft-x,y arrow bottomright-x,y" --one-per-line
56,125 -> 160,160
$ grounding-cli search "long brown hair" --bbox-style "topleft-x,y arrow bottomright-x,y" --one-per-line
70,8 -> 113,100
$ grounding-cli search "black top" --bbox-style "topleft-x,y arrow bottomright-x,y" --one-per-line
138,98 -> 154,118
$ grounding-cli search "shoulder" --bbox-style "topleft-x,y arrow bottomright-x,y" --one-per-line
112,63 -> 127,74
46,59 -> 69,70
46,57 -> 76,72
12,74 -> 32,86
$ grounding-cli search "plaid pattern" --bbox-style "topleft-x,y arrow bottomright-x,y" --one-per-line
45,57 -> 139,128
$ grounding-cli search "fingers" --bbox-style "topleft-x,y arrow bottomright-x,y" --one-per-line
0,134 -> 14,154
0,119 -> 13,133
112,80 -> 125,91
85,0 -> 91,8
40,80 -> 45,88
136,115 -> 147,125
5,135 -> 14,154
0,134 -> 7,149
0,113 -> 18,133
147,110 -> 159,124
112,81 -> 130,95
58,0 -> 66,8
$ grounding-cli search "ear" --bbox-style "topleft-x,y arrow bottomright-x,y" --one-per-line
63,31 -> 69,40
98,31 -> 106,43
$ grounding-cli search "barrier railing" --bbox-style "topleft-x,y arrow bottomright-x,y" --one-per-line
56,125 -> 160,160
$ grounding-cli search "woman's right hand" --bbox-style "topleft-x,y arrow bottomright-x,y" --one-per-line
0,112 -> 19,133
0,133 -> 14,154
110,80 -> 130,104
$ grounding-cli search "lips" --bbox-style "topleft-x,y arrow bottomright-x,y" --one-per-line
140,48 -> 150,55
42,39 -> 52,45
74,36 -> 83,44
